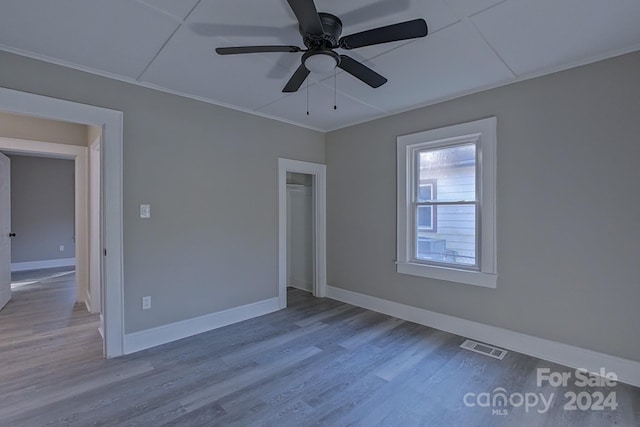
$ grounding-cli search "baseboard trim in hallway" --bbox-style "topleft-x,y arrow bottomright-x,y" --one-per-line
326,285 -> 640,388
11,257 -> 76,272
123,297 -> 280,354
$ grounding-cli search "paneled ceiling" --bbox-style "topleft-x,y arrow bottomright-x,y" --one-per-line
1,0 -> 639,131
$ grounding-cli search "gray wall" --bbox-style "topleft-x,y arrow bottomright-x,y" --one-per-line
6,155 -> 75,263
326,51 -> 640,362
0,51 -> 325,333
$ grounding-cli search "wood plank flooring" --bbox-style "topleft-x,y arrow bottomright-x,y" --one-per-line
1,270 -> 639,426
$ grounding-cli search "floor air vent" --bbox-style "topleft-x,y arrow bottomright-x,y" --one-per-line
460,339 -> 507,360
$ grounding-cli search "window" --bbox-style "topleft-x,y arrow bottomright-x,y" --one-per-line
397,117 -> 497,288
415,144 -> 475,265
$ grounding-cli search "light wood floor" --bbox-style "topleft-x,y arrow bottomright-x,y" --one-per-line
1,270 -> 638,426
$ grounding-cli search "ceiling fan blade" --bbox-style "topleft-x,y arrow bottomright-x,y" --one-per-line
339,19 -> 428,50
286,0 -> 324,36
283,64 -> 310,92
216,45 -> 302,55
338,55 -> 387,88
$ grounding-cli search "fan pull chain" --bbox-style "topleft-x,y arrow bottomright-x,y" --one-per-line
306,79 -> 309,116
334,69 -> 337,110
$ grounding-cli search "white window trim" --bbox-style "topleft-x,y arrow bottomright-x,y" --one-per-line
396,117 -> 497,288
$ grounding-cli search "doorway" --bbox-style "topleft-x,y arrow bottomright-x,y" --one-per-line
0,152 -> 9,311
2,152 -> 78,308
0,87 -> 124,357
0,139 -> 88,307
286,172 -> 314,294
278,158 -> 326,308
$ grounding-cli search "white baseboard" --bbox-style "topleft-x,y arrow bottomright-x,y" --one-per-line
123,297 -> 280,355
11,258 -> 76,272
326,286 -> 640,388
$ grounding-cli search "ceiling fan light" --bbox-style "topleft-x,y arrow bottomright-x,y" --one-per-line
304,52 -> 338,74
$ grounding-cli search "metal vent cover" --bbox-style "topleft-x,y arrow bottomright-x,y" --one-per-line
460,339 -> 507,360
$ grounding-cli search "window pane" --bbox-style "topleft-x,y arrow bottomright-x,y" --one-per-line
416,204 -> 476,267
418,183 -> 432,202
419,144 -> 475,202
417,205 -> 433,230
418,183 -> 436,202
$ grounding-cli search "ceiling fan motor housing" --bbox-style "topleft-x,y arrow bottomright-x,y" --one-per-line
300,13 -> 343,49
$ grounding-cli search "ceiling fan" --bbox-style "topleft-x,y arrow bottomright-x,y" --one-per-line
215,0 -> 428,93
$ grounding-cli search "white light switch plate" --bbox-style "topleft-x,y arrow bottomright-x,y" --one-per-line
140,204 -> 151,219
142,296 -> 151,310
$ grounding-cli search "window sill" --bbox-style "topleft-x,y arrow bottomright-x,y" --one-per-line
396,262 -> 497,288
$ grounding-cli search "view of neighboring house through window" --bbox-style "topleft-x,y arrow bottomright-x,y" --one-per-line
415,144 -> 476,267
396,117 -> 497,288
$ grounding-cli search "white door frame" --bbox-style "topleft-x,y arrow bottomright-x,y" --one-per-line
88,136 -> 102,314
0,152 -> 11,311
278,158 -> 326,308
0,87 -> 124,358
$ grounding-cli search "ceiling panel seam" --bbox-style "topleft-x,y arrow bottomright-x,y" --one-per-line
135,0 -> 205,81
136,24 -> 182,81
467,0 -> 510,18
465,17 -> 517,77
316,78 -> 388,113
134,0 -> 183,22
184,0 -> 205,22
135,0 -> 203,22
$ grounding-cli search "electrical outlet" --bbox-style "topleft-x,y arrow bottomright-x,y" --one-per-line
59,245 -> 65,252
142,296 -> 151,310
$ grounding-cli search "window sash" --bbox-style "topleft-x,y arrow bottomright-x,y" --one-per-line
410,142 -> 480,270
411,201 -> 479,269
